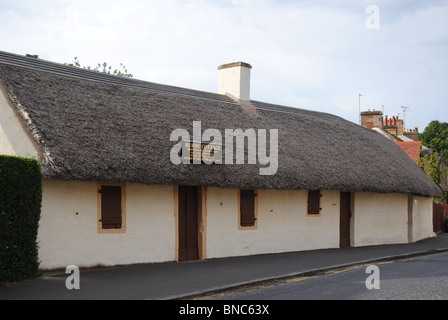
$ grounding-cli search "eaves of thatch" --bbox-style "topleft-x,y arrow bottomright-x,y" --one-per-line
0,51 -> 442,198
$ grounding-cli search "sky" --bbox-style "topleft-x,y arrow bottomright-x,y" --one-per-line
0,0 -> 447,131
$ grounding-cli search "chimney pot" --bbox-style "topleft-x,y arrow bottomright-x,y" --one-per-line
218,62 -> 252,101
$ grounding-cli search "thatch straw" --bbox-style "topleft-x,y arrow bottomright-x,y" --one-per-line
0,61 -> 441,198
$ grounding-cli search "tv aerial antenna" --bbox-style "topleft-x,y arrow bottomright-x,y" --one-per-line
401,106 -> 410,128
359,93 -> 367,125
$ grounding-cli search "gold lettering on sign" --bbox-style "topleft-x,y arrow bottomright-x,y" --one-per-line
182,140 -> 222,164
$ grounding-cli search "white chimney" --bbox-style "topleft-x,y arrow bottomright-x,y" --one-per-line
218,62 -> 252,101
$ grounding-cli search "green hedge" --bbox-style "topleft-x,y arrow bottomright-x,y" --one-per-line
0,155 -> 42,285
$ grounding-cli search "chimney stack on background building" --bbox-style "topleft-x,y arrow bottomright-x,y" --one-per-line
218,62 -> 252,101
360,110 -> 383,129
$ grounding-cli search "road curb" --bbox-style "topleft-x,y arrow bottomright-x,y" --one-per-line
171,248 -> 448,300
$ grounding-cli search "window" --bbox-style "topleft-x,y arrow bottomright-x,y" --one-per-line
98,183 -> 126,233
239,189 -> 257,229
307,190 -> 321,215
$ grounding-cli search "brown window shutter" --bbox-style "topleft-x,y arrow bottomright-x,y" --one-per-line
308,190 -> 321,215
240,189 -> 256,227
101,186 -> 122,229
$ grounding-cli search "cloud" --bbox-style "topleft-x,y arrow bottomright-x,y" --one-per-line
0,0 -> 446,130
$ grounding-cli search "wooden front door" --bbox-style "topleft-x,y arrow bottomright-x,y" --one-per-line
178,186 -> 199,261
340,192 -> 351,248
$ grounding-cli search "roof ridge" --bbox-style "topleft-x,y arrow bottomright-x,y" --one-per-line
0,51 -> 349,121
251,100 -> 347,122
0,50 -> 236,105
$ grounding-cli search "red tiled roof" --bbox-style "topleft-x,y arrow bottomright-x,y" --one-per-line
395,141 -> 422,164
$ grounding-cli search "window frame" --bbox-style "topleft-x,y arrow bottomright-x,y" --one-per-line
307,190 -> 322,216
97,182 -> 126,234
238,188 -> 258,230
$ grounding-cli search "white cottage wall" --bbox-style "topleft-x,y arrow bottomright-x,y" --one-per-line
205,187 -> 340,259
0,88 -> 39,158
352,192 -> 409,246
409,195 -> 435,242
38,180 -> 175,270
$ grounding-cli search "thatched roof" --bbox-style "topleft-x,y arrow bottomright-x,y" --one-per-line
0,51 -> 441,197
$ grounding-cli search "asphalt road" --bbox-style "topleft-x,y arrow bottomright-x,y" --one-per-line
193,252 -> 448,300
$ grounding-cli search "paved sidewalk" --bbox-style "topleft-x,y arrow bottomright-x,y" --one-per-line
1,233 -> 447,300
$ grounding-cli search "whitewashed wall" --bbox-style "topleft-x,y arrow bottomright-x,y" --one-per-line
352,192 -> 409,246
38,180 -> 175,269
409,195 -> 435,242
38,183 -> 436,269
206,187 -> 340,259
0,89 -> 39,158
